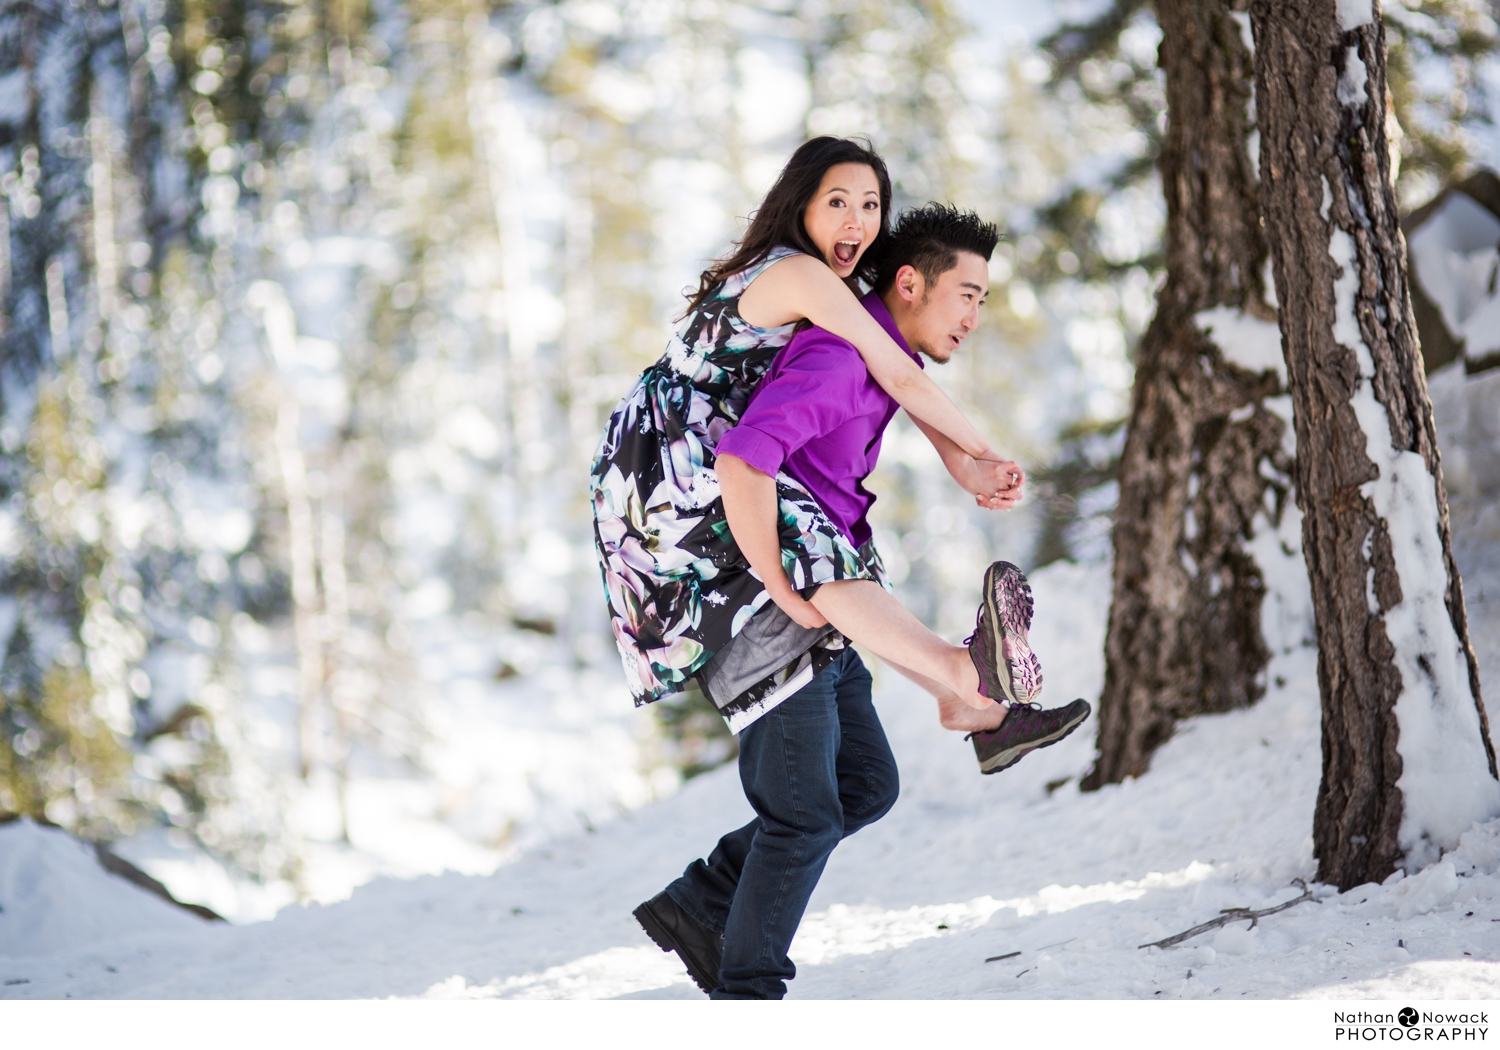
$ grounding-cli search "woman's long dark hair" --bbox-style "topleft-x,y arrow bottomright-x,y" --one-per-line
682,137 -> 893,317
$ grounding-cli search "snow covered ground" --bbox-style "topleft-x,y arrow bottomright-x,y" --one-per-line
3,531 -> 1499,999
1,362 -> 1496,1001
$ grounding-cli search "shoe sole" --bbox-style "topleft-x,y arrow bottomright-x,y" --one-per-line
981,562 -> 1042,705
978,702 -> 1091,774
633,899 -> 718,995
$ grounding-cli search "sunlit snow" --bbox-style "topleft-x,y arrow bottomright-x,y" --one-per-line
4,542 -> 1499,998
1326,214 -> 1500,862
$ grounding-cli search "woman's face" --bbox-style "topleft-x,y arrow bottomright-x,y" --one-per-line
802,162 -> 882,279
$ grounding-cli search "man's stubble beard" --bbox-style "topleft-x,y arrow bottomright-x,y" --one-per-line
909,291 -> 954,365
915,341 -> 950,364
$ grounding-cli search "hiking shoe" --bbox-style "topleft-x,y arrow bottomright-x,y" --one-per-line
964,561 -> 1043,705
969,698 -> 1092,774
633,890 -> 723,995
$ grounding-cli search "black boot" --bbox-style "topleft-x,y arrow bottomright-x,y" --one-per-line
633,891 -> 724,995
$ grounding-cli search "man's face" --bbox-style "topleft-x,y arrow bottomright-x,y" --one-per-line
894,251 -> 989,363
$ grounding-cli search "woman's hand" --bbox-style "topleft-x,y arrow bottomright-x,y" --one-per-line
767,582 -> 829,630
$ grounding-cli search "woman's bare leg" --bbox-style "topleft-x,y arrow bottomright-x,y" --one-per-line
810,579 -> 991,710
887,661 -> 1007,732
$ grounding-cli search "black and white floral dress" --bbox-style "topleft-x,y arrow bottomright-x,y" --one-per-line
590,247 -> 886,725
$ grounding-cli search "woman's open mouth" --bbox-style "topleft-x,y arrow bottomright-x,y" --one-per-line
832,240 -> 860,266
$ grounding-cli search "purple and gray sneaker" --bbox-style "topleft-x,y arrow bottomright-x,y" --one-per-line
969,698 -> 1092,774
964,561 -> 1043,706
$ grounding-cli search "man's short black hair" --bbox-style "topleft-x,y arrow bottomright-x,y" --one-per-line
871,203 -> 1000,295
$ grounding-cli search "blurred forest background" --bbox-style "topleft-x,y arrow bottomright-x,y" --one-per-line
1,0 -> 1497,919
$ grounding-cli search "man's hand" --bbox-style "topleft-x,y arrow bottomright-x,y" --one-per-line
964,456 -> 1025,511
767,583 -> 829,630
718,453 -> 832,630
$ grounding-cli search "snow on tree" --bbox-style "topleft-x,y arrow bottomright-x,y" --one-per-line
1251,0 -> 1499,885
1404,170 -> 1500,376
7,0 -> 1491,909
0,0 -> 299,874
1077,0 -> 1305,789
1,0 -> 1034,904
1028,0 -> 1500,791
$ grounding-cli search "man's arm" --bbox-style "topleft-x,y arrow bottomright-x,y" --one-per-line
716,454 -> 828,630
715,332 -> 859,629
908,416 -> 1025,511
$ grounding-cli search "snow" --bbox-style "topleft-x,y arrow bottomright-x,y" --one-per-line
1406,190 -> 1500,366
1193,306 -> 1311,701
0,822 -> 201,957
1337,0 -> 1375,31
1196,307 -> 1287,384
4,547 -> 1500,1000
1327,214 -> 1500,864
1430,362 -> 1500,775
1394,861 -> 1460,921
1339,47 -> 1370,108
1456,292 -> 1500,366
1429,363 -> 1500,505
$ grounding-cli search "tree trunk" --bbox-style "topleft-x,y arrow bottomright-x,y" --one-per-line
1085,0 -> 1295,789
1250,0 -> 1498,887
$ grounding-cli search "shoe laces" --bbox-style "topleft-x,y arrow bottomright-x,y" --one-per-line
963,701 -> 1040,742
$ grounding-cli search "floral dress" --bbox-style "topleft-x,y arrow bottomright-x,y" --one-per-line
590,247 -> 886,720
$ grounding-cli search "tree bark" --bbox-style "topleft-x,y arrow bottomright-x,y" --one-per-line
1250,0 -> 1497,888
1084,0 -> 1294,789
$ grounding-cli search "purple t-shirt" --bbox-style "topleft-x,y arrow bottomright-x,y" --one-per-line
716,292 -> 921,548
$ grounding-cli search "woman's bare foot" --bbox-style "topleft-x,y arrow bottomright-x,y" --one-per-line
946,646 -> 993,711
937,695 -> 1007,733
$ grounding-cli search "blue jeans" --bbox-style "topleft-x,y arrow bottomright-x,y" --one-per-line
666,648 -> 899,999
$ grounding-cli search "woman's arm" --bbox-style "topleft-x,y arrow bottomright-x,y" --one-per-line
738,254 -> 995,459
908,416 -> 1026,511
716,454 -> 828,630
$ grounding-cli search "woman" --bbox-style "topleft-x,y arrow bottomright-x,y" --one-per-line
590,137 -> 1034,736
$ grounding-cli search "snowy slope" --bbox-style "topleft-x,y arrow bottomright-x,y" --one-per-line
3,549 -> 1499,1000
1,367 -> 1496,1000
0,822 -> 203,959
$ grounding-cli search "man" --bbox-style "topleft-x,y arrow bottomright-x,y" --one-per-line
634,205 -> 1091,999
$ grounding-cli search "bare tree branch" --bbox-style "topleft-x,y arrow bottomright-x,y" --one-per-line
1138,879 -> 1317,950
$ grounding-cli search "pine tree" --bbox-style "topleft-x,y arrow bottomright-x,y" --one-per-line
1083,0 -> 1299,788
1033,0 -> 1500,788
1250,0 -> 1498,885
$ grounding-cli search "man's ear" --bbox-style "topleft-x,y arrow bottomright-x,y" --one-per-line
895,264 -> 923,303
